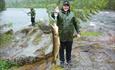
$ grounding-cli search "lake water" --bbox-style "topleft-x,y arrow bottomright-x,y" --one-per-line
0,8 -> 49,32
0,8 -> 115,33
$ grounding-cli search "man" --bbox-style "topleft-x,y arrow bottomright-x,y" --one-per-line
52,0 -> 80,68
28,8 -> 36,26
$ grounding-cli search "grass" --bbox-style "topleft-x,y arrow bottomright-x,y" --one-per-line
81,31 -> 102,37
0,60 -> 19,70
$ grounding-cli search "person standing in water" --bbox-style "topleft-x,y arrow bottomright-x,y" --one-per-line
52,0 -> 80,68
28,8 -> 36,26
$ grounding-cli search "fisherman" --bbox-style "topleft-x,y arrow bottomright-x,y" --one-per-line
27,8 -> 36,26
51,0 -> 80,68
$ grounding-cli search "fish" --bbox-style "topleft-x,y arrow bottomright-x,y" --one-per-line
51,23 -> 60,64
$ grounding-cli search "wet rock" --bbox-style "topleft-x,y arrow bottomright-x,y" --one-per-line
20,27 -> 38,36
19,41 -> 28,48
9,53 -> 53,66
32,32 -> 42,45
10,56 -> 39,65
0,24 -> 53,66
0,29 -> 13,35
37,23 -> 51,34
90,52 -> 109,62
76,36 -> 87,41
108,33 -> 115,44
105,48 -> 115,61
90,43 -> 102,49
107,59 -> 115,63
20,27 -> 32,35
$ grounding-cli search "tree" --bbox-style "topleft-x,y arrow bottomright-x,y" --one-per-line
71,0 -> 108,22
0,0 -> 5,11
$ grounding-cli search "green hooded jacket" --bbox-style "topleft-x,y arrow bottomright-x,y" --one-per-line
52,10 -> 80,41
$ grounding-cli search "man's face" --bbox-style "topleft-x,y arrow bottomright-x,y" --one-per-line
63,5 -> 70,12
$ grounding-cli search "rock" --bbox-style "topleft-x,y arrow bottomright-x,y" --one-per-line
90,43 -> 102,49
37,24 -> 51,34
20,27 -> 38,36
0,29 -> 13,35
19,41 -> 28,48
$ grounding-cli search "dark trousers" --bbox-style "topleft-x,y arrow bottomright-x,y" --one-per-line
59,41 -> 73,63
31,17 -> 35,26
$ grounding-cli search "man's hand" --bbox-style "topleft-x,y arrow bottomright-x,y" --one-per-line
73,33 -> 80,38
77,34 -> 80,38
54,6 -> 60,18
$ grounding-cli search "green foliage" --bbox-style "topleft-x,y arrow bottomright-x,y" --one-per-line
0,60 -> 19,70
0,33 -> 13,48
107,0 -> 115,10
81,31 -> 102,37
6,0 -> 58,8
0,0 -> 5,11
71,0 -> 108,22
5,0 -> 108,25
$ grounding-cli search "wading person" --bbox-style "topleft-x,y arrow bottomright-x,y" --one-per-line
28,8 -> 36,26
52,0 -> 80,68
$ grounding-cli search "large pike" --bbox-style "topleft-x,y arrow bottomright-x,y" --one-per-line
51,23 -> 60,64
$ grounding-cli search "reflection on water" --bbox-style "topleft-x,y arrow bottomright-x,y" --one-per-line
0,8 -> 48,32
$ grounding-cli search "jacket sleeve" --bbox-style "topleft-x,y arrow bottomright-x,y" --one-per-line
72,17 -> 80,34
